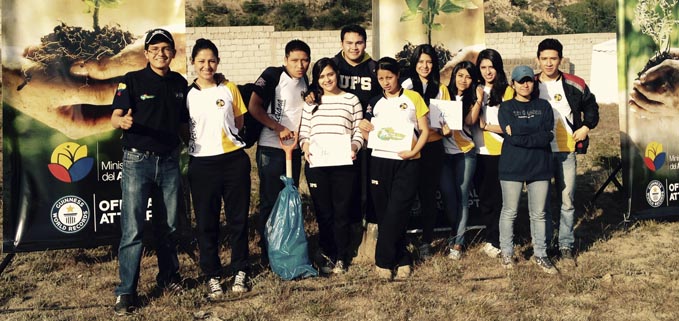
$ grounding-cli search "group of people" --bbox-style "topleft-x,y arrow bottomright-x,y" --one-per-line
109,25 -> 599,315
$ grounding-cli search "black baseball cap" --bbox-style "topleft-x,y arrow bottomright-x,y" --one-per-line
144,28 -> 175,50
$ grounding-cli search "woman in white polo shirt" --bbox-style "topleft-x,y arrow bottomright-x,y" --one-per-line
186,38 -> 250,299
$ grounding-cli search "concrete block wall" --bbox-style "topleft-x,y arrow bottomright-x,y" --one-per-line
186,26 -> 374,84
186,26 -> 615,86
486,32 -> 616,83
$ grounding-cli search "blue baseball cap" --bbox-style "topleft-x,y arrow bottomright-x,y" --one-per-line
511,65 -> 535,82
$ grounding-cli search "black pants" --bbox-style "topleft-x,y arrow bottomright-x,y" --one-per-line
371,157 -> 419,269
305,163 -> 359,262
418,140 -> 444,244
360,148 -> 377,223
474,154 -> 501,248
188,150 -> 251,276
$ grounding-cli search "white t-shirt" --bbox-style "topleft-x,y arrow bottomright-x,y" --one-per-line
539,78 -> 575,152
186,81 -> 247,157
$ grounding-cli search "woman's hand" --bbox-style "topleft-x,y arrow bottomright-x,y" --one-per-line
398,150 -> 416,160
440,121 -> 452,137
302,142 -> 312,164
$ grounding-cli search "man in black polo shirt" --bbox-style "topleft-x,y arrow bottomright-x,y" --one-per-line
110,28 -> 188,316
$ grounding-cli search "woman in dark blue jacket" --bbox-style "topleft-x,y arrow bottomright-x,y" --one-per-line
497,65 -> 557,275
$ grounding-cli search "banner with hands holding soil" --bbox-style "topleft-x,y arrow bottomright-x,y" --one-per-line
3,0 -> 186,139
2,0 -> 186,252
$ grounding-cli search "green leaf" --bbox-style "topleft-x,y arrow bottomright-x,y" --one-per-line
440,0 -> 463,13
450,0 -> 477,9
400,12 -> 417,22
405,0 -> 423,13
432,23 -> 443,31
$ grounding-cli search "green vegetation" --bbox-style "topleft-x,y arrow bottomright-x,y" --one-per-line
400,0 -> 478,45
485,0 -> 616,35
187,0 -> 371,30
186,0 -> 617,35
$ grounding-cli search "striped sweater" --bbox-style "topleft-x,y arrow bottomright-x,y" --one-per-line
299,92 -> 364,151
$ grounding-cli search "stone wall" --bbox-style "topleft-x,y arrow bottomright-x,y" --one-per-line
185,26 -> 615,86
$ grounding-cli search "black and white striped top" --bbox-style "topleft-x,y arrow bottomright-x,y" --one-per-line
299,92 -> 364,151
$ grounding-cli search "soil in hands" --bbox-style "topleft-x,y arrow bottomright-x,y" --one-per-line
638,51 -> 677,77
23,22 -> 136,78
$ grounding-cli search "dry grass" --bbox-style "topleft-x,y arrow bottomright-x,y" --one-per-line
2,104 -> 679,320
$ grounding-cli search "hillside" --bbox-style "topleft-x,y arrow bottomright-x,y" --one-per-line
186,0 -> 616,35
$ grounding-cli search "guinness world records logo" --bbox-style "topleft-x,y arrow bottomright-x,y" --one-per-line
51,196 -> 90,233
646,180 -> 665,208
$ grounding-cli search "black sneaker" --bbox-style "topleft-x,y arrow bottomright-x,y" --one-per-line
113,294 -> 136,316
560,248 -> 574,260
163,280 -> 184,294
533,256 -> 559,274
231,271 -> 249,293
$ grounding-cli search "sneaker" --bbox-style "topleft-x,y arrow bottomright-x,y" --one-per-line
316,253 -> 334,274
533,256 -> 559,274
500,255 -> 515,269
560,248 -> 574,260
113,294 -> 136,316
207,277 -> 223,300
418,244 -> 433,261
480,242 -> 502,258
164,281 -> 184,294
332,260 -> 347,274
231,271 -> 249,293
376,266 -> 393,280
559,248 -> 576,267
394,265 -> 412,280
447,247 -> 462,260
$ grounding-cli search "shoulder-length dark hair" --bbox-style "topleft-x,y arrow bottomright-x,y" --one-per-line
448,61 -> 480,116
408,44 -> 440,105
305,57 -> 339,104
476,48 -> 509,106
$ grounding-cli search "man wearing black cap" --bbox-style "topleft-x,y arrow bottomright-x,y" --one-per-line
110,28 -> 188,315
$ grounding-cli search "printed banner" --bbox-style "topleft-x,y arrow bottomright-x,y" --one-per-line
620,0 -> 679,217
2,0 -> 186,252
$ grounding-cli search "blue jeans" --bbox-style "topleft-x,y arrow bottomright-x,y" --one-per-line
499,180 -> 550,258
256,145 -> 301,249
546,152 -> 576,250
440,152 -> 476,246
115,149 -> 181,296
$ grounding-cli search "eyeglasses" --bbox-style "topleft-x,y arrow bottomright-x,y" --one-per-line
146,47 -> 174,55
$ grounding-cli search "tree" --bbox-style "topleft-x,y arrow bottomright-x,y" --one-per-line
82,0 -> 123,31
400,0 -> 478,45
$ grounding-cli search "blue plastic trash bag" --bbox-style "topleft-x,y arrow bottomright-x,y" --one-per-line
265,175 -> 318,280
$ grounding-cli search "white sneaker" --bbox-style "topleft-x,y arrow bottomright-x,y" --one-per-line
332,260 -> 347,274
448,248 -> 462,260
480,242 -> 502,258
207,277 -> 223,300
231,271 -> 249,293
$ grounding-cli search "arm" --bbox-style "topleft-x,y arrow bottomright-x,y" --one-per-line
111,108 -> 133,130
351,99 -> 364,158
464,86 -> 483,126
500,101 -> 554,148
399,115 -> 429,160
298,104 -> 313,156
573,85 -> 598,142
248,91 -> 291,138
